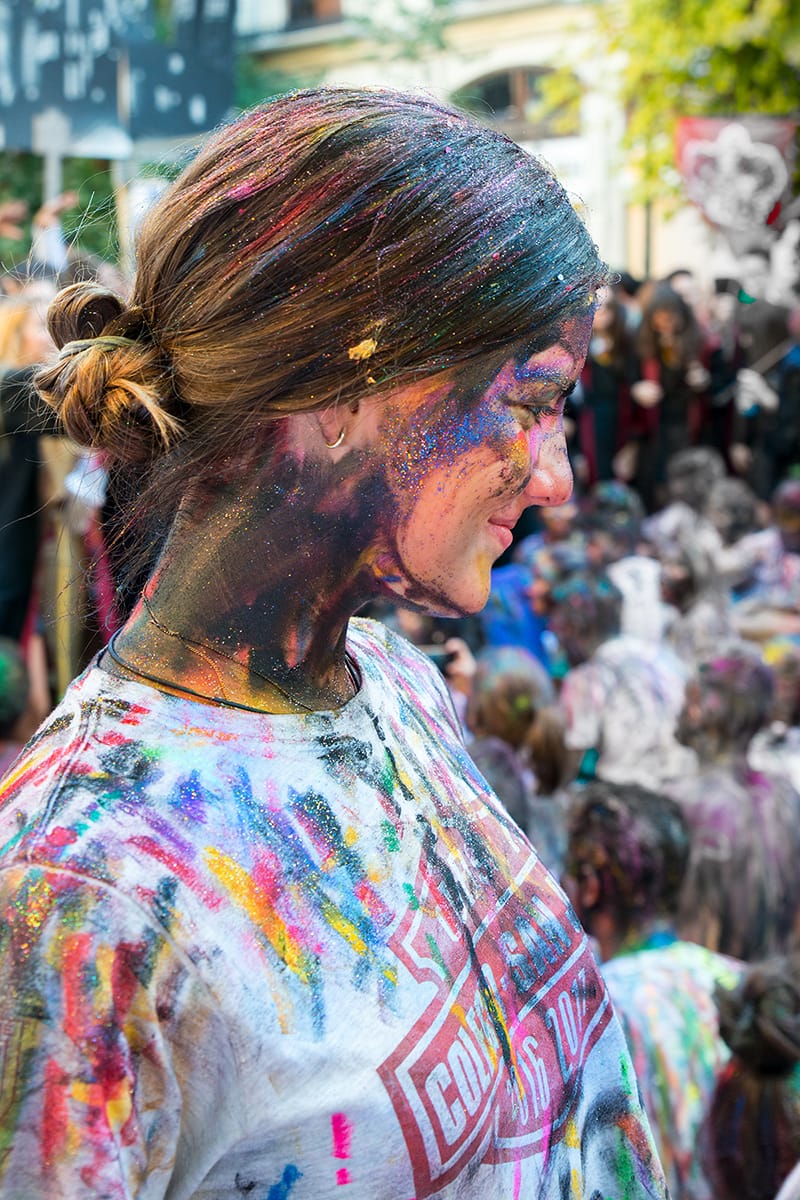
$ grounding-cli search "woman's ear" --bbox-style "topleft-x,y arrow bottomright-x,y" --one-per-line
316,406 -> 347,451
315,395 -> 380,452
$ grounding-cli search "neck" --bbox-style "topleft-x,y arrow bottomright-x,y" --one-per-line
113,446 -> 384,713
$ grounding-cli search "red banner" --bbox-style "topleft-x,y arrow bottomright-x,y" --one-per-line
675,116 -> 797,233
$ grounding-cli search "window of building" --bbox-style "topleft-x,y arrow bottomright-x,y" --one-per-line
452,67 -> 581,139
286,0 -> 341,28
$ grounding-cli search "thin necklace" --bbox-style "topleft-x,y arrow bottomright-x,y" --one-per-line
105,632 -> 291,715
104,596 -> 358,715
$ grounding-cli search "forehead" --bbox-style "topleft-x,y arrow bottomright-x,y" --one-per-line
485,316 -> 593,395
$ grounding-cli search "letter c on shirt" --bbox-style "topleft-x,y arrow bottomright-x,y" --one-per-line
425,1062 -> 467,1145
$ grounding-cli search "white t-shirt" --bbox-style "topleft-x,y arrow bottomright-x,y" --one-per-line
559,635 -> 696,787
0,619 -> 665,1199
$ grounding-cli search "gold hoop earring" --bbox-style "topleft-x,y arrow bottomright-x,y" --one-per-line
324,428 -> 346,449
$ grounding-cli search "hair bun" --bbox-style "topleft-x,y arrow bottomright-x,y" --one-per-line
716,955 -> 800,1076
36,284 -> 182,464
46,280 -> 127,347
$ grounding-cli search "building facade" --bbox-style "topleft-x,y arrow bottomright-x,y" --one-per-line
235,0 -> 713,280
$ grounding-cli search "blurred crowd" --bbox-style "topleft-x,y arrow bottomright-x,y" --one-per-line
2,190 -> 800,1198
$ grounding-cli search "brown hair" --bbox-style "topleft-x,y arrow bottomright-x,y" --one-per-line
564,781 -> 691,935
467,646 -> 554,749
702,955 -> 800,1200
466,646 -> 568,793
36,87 -> 604,489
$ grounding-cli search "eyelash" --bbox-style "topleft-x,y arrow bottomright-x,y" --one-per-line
509,401 -> 561,426
527,403 -> 560,418
510,382 -> 576,420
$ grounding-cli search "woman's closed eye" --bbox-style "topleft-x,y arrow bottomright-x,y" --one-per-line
508,382 -> 574,429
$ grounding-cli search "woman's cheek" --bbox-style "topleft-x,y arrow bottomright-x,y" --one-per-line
495,425 -> 534,490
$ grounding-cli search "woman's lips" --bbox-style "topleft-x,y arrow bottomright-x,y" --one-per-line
487,519 -> 515,551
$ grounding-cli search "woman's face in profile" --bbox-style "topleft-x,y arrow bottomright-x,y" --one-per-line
365,315 -> 591,616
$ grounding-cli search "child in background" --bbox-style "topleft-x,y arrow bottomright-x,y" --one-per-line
564,780 -> 741,1200
701,952 -> 800,1200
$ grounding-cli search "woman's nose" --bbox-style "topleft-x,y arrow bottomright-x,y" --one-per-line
522,426 -> 573,508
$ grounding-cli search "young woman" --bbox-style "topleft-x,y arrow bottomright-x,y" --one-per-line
630,283 -> 710,510
573,288 -> 637,484
0,89 -> 666,1198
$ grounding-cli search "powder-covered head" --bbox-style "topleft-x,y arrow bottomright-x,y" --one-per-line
466,645 -> 554,750
666,446 -> 726,512
762,638 -> 800,726
678,643 -> 776,758
564,779 -> 690,936
705,477 -> 761,547
702,954 -> 800,1200
579,480 -> 645,562
37,87 -> 606,481
547,570 -> 623,666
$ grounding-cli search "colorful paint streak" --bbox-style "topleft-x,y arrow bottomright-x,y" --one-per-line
332,1112 -> 353,1185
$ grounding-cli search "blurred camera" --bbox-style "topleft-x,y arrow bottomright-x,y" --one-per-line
418,644 -> 455,673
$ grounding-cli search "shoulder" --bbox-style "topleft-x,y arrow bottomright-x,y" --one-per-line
603,941 -> 741,1010
348,617 -> 461,736
0,664 -> 217,887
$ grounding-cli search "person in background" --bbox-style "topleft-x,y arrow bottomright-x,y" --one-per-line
580,480 -> 667,644
0,88 -> 666,1198
564,780 -> 742,1200
610,270 -> 644,333
659,539 -> 737,669
550,570 -> 694,787
705,279 -> 745,465
725,478 -> 800,643
701,953 -> 800,1200
466,645 -> 570,873
641,446 -> 727,558
748,638 -> 800,793
730,246 -> 794,499
572,288 -> 636,485
673,643 -> 800,961
630,283 -> 711,510
483,501 -> 583,669
0,289 -> 57,642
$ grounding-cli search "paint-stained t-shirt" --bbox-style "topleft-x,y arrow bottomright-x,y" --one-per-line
559,635 -> 696,788
0,618 -> 667,1200
603,938 -> 742,1200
